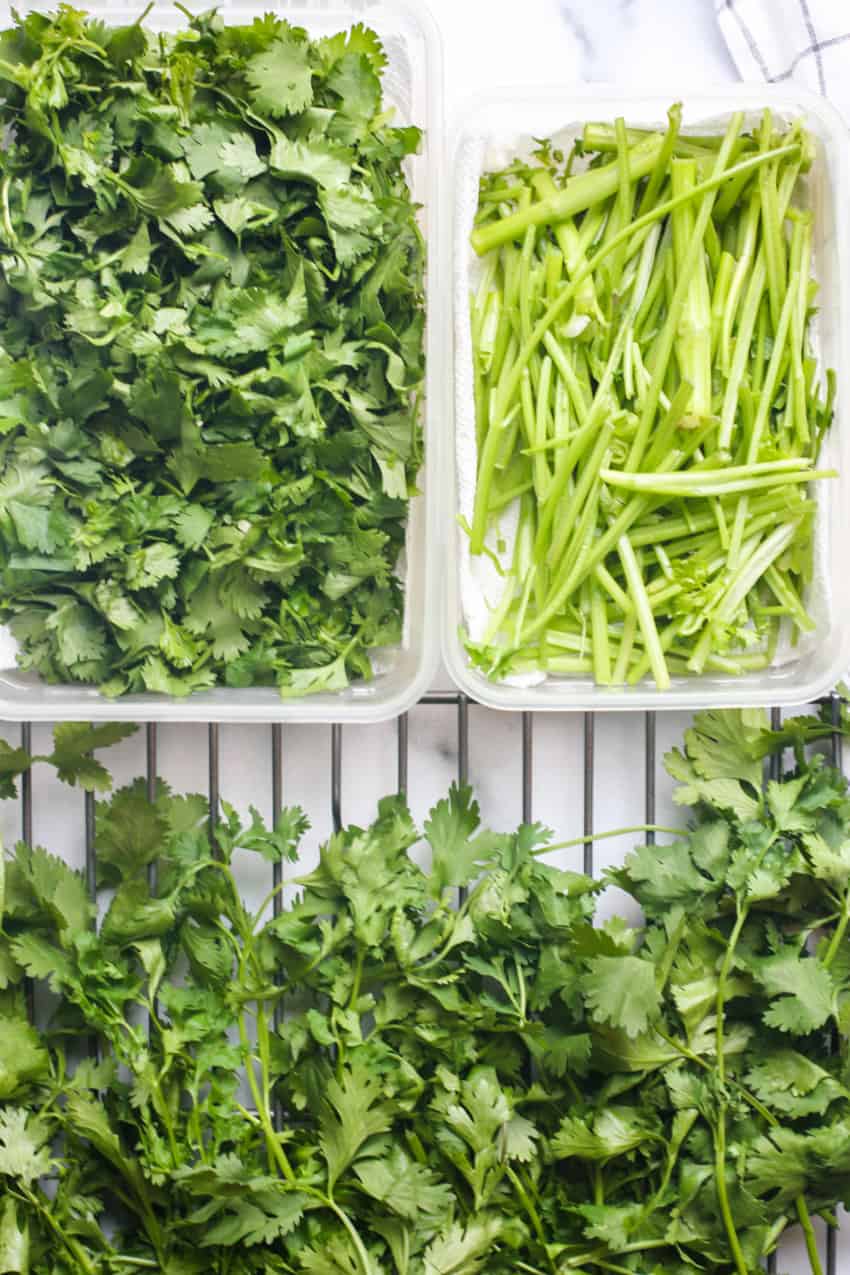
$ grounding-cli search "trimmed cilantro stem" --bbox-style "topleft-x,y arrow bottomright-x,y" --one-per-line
617,536 -> 669,690
601,469 -> 834,498
470,136 -> 664,256
469,141 -> 798,555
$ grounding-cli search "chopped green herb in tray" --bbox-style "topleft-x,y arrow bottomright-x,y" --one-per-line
466,106 -> 835,688
3,703 -> 850,1273
0,7 -> 424,697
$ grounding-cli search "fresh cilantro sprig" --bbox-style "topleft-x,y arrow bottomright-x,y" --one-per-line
2,706 -> 850,1273
0,719 -> 138,796
0,8 -> 424,697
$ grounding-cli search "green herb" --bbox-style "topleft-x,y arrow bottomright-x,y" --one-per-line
466,106 -> 835,687
0,7 -> 424,697
3,704 -> 850,1272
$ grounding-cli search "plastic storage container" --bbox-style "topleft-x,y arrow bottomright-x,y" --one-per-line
445,86 -> 850,712
0,0 -> 444,723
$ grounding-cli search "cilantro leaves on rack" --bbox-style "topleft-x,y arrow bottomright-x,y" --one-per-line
3,705 -> 850,1273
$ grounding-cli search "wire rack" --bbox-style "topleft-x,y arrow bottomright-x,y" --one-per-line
6,692 -> 847,1275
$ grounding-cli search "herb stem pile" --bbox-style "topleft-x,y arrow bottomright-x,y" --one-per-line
0,8 -> 424,697
466,106 -> 835,688
2,705 -> 850,1272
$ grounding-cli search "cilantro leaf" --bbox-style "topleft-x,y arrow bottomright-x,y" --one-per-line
44,722 -> 138,791
318,1061 -> 394,1189
424,784 -> 495,895
198,1193 -> 307,1247
0,740 -> 32,800
0,1110 -> 53,1184
552,1109 -> 658,1161
0,1018 -> 49,1099
583,955 -> 660,1038
422,1218 -> 502,1275
10,841 -> 93,938
755,950 -> 834,1034
354,1148 -> 451,1220
676,708 -> 769,788
246,32 -> 314,117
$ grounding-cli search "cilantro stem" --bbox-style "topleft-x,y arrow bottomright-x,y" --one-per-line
823,893 -> 850,971
580,1264 -> 648,1275
313,1193 -> 375,1275
716,908 -> 748,1089
506,1165 -> 556,1272
19,1185 -> 99,1275
237,1008 -> 296,1184
617,536 -> 669,689
652,1026 -> 775,1124
470,142 -> 797,556
532,824 -> 687,857
714,1115 -> 749,1275
0,177 -> 16,247
567,1240 -> 674,1268
600,466 -> 829,498
234,909 -> 297,1188
796,1196 -> 826,1275
714,906 -> 750,1275
471,137 -> 665,256
658,1021 -> 828,1270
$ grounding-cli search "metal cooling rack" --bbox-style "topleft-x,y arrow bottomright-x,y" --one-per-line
12,693 -> 847,1274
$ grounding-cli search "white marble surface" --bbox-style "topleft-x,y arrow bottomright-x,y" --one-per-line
427,0 -> 737,119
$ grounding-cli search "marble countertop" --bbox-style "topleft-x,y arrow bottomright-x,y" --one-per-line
427,0 -> 738,120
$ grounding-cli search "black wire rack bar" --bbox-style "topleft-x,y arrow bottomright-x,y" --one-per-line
584,712 -> 594,875
14,695 -> 845,1275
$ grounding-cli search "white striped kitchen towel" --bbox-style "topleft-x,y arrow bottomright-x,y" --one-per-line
717,0 -> 850,118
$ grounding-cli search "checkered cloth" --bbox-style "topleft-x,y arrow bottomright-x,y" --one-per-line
717,0 -> 850,118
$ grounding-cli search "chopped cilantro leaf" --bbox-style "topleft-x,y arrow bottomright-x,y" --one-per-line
0,7 -> 424,698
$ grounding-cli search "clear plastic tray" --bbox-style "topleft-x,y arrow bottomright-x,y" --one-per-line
0,0 -> 444,723
445,86 -> 850,712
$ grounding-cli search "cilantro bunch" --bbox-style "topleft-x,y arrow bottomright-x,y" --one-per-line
0,7 -> 424,697
3,706 -> 850,1273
